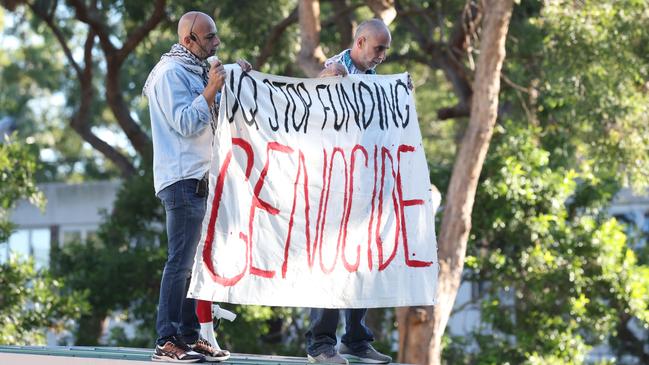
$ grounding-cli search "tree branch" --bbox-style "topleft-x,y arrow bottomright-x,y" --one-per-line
394,1 -> 437,41
67,0 -> 116,53
448,1 -> 481,59
364,0 -> 397,24
395,1 -> 438,51
449,293 -> 481,316
297,0 -> 327,77
384,52 -> 431,65
47,0 -> 56,18
42,0 -> 153,162
384,51 -> 471,120
396,0 -> 476,119
104,62 -> 152,161
27,2 -> 82,78
69,31 -> 136,177
321,2 -> 363,28
116,0 -> 167,64
67,0 -> 154,160
254,5 -> 299,69
21,0 -> 136,175
329,0 -> 354,49
437,103 -> 470,120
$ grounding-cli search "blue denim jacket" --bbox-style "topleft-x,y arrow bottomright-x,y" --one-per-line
145,60 -> 216,194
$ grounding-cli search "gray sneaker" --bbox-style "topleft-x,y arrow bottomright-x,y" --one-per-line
339,344 -> 392,364
307,349 -> 349,365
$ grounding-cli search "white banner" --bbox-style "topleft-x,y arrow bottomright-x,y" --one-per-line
188,65 -> 438,308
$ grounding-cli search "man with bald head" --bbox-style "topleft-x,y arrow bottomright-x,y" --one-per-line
306,19 -> 393,365
320,19 -> 391,77
143,10 -> 250,363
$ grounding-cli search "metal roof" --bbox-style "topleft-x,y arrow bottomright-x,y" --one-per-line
0,345 -> 314,365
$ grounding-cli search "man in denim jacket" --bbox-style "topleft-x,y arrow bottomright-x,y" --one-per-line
143,10 -> 250,363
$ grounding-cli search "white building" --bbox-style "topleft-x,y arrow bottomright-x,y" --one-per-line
1,181 -> 121,268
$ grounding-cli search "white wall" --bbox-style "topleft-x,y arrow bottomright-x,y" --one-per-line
10,180 -> 120,228
2,181 -> 121,264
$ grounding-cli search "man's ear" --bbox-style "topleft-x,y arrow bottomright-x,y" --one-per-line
356,36 -> 365,49
182,35 -> 192,46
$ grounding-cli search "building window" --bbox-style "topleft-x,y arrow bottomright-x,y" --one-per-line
1,228 -> 51,269
86,230 -> 98,243
8,229 -> 30,258
31,229 -> 51,269
62,230 -> 82,245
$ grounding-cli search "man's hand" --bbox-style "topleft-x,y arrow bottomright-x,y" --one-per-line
208,60 -> 226,89
407,73 -> 414,91
236,59 -> 252,72
318,62 -> 348,78
204,59 -> 226,107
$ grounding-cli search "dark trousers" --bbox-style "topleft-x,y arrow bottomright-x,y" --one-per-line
155,179 -> 206,345
306,308 -> 374,356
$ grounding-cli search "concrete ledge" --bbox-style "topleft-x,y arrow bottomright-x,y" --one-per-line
0,346 -> 313,365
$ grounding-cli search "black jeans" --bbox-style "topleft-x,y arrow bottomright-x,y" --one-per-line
306,308 -> 374,356
155,179 -> 207,345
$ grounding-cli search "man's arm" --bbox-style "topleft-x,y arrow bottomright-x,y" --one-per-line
319,62 -> 348,77
155,69 -> 212,137
236,59 -> 252,72
203,58 -> 252,107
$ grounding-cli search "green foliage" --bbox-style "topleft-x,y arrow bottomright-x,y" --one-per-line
0,256 -> 89,344
0,135 -> 44,242
0,7 -> 123,182
51,168 -> 166,346
536,0 -> 649,190
216,305 -> 305,355
0,136 -> 88,345
215,0 -> 298,75
445,120 -> 649,363
437,2 -> 649,363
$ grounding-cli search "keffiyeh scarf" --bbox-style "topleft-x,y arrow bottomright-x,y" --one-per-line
143,44 -> 219,133
324,49 -> 377,75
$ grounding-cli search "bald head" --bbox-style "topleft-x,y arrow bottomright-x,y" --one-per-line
177,11 -> 220,60
350,19 -> 391,72
354,19 -> 390,42
178,11 -> 214,40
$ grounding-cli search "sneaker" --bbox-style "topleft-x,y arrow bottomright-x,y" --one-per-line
307,348 -> 349,365
189,337 -> 231,362
339,344 -> 392,364
152,337 -> 205,363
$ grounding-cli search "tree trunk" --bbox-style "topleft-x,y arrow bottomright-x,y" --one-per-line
70,31 -> 137,177
397,1 -> 514,364
364,0 -> 396,25
297,0 -> 327,77
74,311 -> 108,345
330,0 -> 354,49
105,62 -> 153,162
254,5 -> 299,69
67,0 -> 162,169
